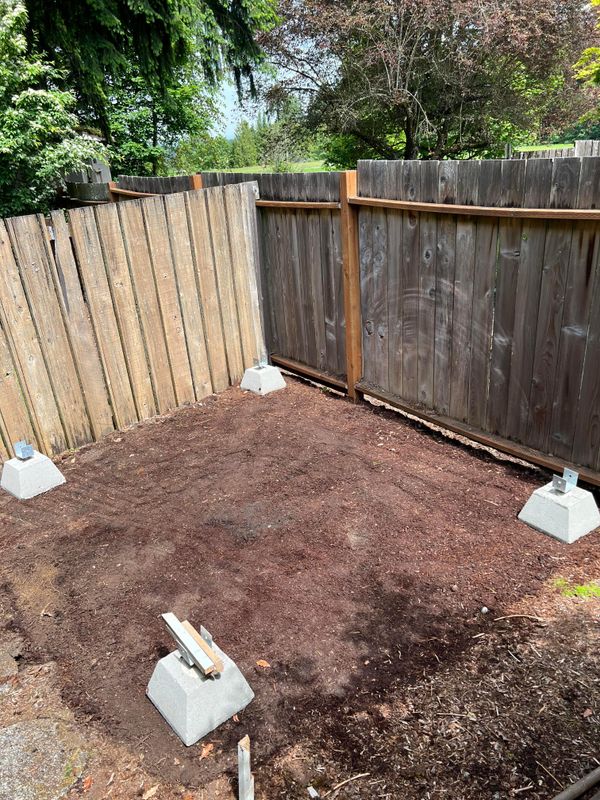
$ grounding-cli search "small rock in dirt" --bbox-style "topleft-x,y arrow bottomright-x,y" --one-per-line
0,650 -> 17,679
480,606 -> 489,614
0,719 -> 86,800
451,584 -> 458,592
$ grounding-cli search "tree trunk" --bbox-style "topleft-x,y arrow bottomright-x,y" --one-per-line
404,116 -> 417,160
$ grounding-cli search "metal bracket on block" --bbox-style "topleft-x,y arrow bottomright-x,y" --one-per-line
14,440 -> 34,460
552,468 -> 579,494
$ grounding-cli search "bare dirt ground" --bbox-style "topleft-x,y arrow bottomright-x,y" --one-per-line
0,377 -> 598,799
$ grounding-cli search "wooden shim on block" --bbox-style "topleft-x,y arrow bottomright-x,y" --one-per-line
50,211 -> 114,440
0,220 -> 66,454
69,207 -> 138,430
162,613 -> 216,676
181,620 -> 224,673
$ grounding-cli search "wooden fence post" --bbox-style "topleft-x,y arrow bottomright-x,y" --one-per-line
190,174 -> 203,190
340,170 -> 362,401
107,181 -> 118,202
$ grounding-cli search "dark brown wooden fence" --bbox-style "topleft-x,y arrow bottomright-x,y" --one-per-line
202,172 -> 347,383
203,160 -> 600,483
354,157 -> 600,476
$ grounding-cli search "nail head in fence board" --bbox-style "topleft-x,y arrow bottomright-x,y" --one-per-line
527,158 -> 581,452
69,208 -> 138,429
142,195 -> 195,405
93,204 -> 156,421
118,200 -> 177,415
185,191 -> 229,393
486,160 -> 526,437
50,211 -> 114,440
434,160 -> 457,416
0,219 -> 66,454
163,192 -> 213,400
468,160 -> 502,430
205,187 -> 245,383
0,326 -> 36,457
6,214 -> 92,449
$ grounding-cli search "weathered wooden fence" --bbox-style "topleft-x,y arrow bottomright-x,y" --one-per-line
203,159 -> 600,483
0,182 -> 264,459
202,172 -> 348,383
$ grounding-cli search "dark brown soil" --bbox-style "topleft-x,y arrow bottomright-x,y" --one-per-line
0,377 -> 598,798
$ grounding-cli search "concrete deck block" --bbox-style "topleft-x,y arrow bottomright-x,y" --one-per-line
518,482 -> 600,544
240,365 -> 286,396
1,452 -> 65,500
147,642 -> 254,746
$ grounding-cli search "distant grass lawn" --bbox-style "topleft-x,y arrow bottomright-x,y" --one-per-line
515,143 -> 573,152
224,160 -> 329,173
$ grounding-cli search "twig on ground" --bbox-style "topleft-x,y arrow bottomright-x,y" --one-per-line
536,760 -> 562,787
323,773 -> 370,797
494,615 -> 546,623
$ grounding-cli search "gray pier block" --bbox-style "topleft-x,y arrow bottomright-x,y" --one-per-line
240,365 -> 286,396
147,642 -> 254,746
518,482 -> 600,544
1,451 -> 66,500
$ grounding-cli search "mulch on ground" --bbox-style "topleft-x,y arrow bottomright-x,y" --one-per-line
0,377 -> 598,799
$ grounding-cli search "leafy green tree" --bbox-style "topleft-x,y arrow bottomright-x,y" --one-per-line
170,133 -> 232,173
0,0 -> 105,217
106,70 -> 216,175
230,120 -> 259,167
24,0 -> 278,138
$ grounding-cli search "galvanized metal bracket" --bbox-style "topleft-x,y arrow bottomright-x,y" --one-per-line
14,440 -> 34,461
552,468 -> 579,494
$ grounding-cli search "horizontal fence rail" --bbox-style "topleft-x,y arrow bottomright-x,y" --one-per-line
0,183 -> 264,460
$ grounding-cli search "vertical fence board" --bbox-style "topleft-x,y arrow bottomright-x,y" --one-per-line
142,195 -> 195,405
527,159 -> 581,452
468,160 -> 502,430
417,161 -> 438,406
185,191 -> 229,393
400,162 -> 421,403
486,160 -> 526,436
118,201 -> 177,414
0,327 -> 36,457
7,215 -> 92,448
50,211 -> 114,440
205,188 -> 245,383
93,203 -> 156,421
69,208 -> 138,430
163,192 -> 213,400
434,161 -> 458,415
449,161 -> 480,422
0,220 -> 67,453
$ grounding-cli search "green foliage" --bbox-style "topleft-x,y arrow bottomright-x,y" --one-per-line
0,0 -> 106,217
321,133 -> 393,169
24,0 -> 278,137
574,0 -> 600,85
553,577 -> 600,598
107,70 -> 216,176
553,108 -> 600,144
230,120 -> 259,168
170,133 -> 232,173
